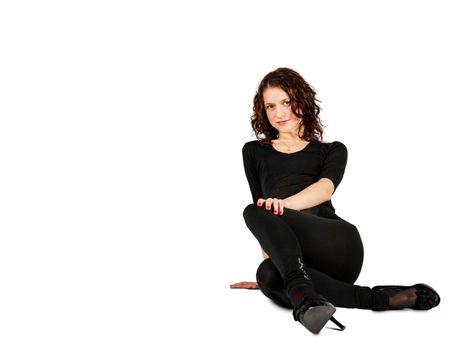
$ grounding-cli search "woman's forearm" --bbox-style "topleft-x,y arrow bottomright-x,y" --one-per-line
283,180 -> 332,211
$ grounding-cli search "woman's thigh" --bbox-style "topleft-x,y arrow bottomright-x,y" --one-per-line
278,207 -> 364,283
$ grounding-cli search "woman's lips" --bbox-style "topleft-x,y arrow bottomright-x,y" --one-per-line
277,120 -> 289,126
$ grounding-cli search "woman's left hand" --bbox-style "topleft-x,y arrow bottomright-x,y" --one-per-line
256,198 -> 290,215
230,281 -> 259,289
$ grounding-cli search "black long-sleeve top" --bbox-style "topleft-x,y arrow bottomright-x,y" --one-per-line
242,139 -> 348,215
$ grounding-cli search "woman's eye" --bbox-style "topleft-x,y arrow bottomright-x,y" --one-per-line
266,101 -> 289,110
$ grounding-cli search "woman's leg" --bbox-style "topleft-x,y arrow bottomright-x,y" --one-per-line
243,203 -> 317,307
255,258 -> 292,308
243,203 -> 389,310
256,258 -> 389,310
277,205 -> 364,284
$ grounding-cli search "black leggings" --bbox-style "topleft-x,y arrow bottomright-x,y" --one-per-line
242,203 -> 389,311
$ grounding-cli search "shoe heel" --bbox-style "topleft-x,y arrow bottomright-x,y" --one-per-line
330,316 -> 346,331
301,304 -> 336,334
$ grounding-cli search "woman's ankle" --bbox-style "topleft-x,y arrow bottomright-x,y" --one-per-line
287,280 -> 317,308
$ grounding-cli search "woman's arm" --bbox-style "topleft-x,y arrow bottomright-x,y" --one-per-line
283,178 -> 333,211
242,143 -> 264,204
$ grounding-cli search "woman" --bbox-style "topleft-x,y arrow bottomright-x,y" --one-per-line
230,67 -> 440,334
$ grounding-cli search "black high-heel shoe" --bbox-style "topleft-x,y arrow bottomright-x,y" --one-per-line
292,295 -> 346,334
372,283 -> 441,310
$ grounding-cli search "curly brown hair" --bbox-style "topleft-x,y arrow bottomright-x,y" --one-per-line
250,67 -> 326,145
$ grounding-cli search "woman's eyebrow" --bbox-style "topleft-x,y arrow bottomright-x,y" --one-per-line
265,98 -> 290,106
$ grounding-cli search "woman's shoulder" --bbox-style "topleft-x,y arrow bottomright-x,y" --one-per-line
242,139 -> 270,151
243,140 -> 259,147
330,140 -> 346,147
320,140 -> 347,151
319,139 -> 345,146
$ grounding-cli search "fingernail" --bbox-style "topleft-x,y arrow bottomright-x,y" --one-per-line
274,211 -> 277,214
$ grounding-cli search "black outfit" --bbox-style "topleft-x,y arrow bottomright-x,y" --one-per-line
242,139 -> 389,310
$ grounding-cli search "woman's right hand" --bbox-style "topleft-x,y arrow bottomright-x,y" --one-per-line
230,281 -> 259,289
257,198 -> 288,215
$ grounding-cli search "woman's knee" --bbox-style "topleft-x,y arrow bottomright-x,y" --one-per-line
242,202 -> 257,218
347,224 -> 364,251
256,258 -> 283,290
243,203 -> 267,226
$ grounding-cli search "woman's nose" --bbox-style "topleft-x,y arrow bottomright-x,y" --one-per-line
276,111 -> 286,119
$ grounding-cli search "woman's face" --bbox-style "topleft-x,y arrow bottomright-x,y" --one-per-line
262,86 -> 302,134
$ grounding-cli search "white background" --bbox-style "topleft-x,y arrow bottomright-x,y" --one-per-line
1,0 -> 448,348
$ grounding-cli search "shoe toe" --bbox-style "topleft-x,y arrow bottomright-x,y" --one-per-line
412,283 -> 440,310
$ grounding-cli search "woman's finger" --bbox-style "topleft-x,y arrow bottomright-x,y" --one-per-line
230,282 -> 246,288
273,198 -> 280,215
265,198 -> 273,210
230,283 -> 240,288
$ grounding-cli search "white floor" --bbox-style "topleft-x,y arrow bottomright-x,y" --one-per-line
221,288 -> 446,348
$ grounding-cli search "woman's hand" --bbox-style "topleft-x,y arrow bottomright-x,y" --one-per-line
256,198 -> 290,215
230,281 -> 259,289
